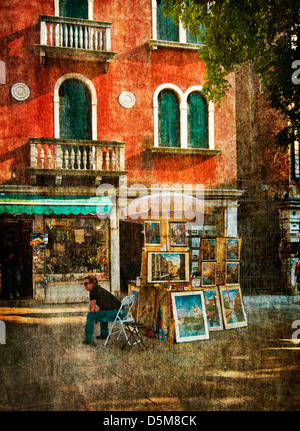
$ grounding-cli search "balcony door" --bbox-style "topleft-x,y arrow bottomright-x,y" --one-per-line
59,78 -> 92,140
59,0 -> 88,19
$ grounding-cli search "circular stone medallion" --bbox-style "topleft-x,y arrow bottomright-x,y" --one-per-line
119,91 -> 136,108
11,83 -> 30,101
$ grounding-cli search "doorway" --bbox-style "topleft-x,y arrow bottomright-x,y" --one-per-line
0,219 -> 33,300
119,221 -> 143,294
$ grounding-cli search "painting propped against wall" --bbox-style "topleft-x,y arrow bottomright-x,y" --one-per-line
171,291 -> 209,342
202,287 -> 224,331
219,285 -> 248,329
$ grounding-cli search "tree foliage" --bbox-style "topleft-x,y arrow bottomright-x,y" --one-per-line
163,0 -> 300,150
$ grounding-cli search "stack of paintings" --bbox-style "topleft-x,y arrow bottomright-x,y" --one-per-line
142,220 -> 247,342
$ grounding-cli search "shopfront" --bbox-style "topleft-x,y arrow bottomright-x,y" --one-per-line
44,216 -> 110,302
0,194 -> 115,302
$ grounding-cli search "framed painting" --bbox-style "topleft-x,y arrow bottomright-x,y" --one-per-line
191,261 -> 200,275
147,252 -> 189,283
201,238 -> 217,261
171,291 -> 209,342
225,238 -> 240,261
191,237 -> 200,248
202,287 -> 224,331
201,261 -> 216,287
169,222 -> 187,246
144,221 -> 161,246
225,262 -> 240,285
192,249 -> 200,261
219,285 -> 248,329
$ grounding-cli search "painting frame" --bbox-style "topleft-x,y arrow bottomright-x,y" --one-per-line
169,222 -> 187,247
202,287 -> 224,331
201,237 -> 217,261
147,251 -> 189,283
225,262 -> 240,285
171,291 -> 209,342
225,238 -> 240,261
201,261 -> 217,287
144,221 -> 161,246
219,285 -> 248,329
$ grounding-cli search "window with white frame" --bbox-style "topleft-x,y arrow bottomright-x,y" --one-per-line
54,0 -> 93,20
54,73 -> 97,140
153,84 -> 214,150
152,0 -> 204,45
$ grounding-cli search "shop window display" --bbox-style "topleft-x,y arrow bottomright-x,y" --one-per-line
45,218 -> 109,281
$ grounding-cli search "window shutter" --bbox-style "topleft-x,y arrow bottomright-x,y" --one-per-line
186,25 -> 205,44
188,92 -> 208,148
59,79 -> 92,141
157,0 -> 179,42
59,0 -> 88,19
158,90 -> 180,148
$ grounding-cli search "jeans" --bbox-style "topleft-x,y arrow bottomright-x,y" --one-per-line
84,309 -> 122,342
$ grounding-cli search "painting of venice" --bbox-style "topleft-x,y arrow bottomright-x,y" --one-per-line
202,288 -> 223,331
219,286 -> 248,329
171,291 -> 209,342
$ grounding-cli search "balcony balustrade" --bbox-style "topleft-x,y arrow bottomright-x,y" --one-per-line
28,138 -> 126,185
34,15 -> 117,68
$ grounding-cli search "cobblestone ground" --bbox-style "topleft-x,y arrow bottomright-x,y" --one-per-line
0,296 -> 299,411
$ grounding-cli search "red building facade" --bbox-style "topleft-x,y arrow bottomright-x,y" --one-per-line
0,0 -> 243,302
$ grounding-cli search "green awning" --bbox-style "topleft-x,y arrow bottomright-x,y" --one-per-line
0,194 -> 113,216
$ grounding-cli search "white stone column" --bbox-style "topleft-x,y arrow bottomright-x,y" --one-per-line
225,204 -> 238,237
110,198 -> 120,294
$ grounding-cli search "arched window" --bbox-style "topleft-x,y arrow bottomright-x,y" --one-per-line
187,91 -> 208,148
158,89 -> 180,148
156,0 -> 179,42
59,0 -> 88,19
59,78 -> 92,140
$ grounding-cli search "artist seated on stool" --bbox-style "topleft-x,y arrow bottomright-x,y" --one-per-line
83,274 -> 122,347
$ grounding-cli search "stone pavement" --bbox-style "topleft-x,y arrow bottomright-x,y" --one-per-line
0,296 -> 299,412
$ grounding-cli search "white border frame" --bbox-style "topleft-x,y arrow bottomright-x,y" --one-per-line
54,73 -> 97,140
144,221 -> 161,246
202,287 -> 224,331
171,291 -> 209,342
152,0 -> 195,44
54,0 -> 94,20
153,84 -> 214,149
219,285 -> 248,329
147,251 -> 189,283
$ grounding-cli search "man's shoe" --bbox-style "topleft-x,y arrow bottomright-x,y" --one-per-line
82,340 -> 96,347
96,335 -> 108,340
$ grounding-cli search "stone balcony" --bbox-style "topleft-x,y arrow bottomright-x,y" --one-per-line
28,138 -> 127,186
34,15 -> 117,70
